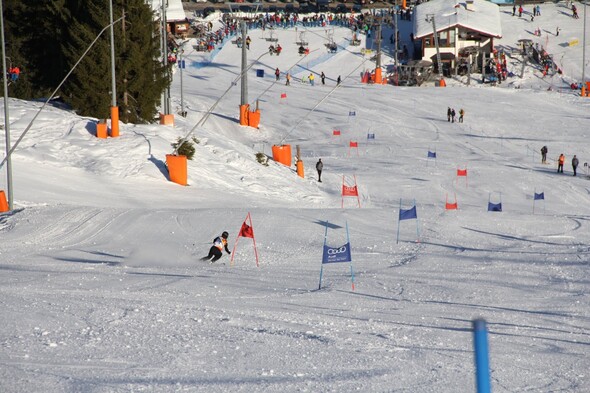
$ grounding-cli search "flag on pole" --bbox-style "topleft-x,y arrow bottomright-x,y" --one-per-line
333,129 -> 341,136
533,189 -> 545,214
318,221 -> 355,291
230,213 -> 259,267
399,206 -> 417,220
396,199 -> 420,244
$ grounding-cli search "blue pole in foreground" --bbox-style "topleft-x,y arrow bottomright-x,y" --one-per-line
473,318 -> 492,393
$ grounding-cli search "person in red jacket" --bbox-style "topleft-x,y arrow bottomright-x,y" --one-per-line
201,231 -> 231,263
557,154 -> 565,173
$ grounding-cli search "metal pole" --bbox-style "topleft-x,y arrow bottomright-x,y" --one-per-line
179,48 -> 185,117
0,0 -> 13,209
428,14 -> 444,81
162,0 -> 170,114
109,0 -> 117,107
240,21 -> 248,106
583,0 -> 587,85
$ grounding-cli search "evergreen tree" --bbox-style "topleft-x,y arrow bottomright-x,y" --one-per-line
4,0 -> 169,124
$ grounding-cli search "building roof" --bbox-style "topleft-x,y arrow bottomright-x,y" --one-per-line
413,0 -> 502,39
148,0 -> 187,22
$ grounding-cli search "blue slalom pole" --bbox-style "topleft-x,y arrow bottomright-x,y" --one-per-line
318,222 -> 329,290
396,198 -> 402,244
473,318 -> 492,393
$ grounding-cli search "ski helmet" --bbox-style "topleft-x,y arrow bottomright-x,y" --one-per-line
222,231 -> 229,239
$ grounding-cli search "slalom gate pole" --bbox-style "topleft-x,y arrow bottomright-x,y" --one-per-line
346,221 -> 355,291
472,319 -> 492,393
396,198 -> 402,244
248,213 -> 260,267
318,222 -> 329,290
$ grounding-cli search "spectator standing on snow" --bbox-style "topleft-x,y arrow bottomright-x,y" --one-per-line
572,155 -> 579,176
558,153 -> 565,173
512,4 -> 516,16
316,158 -> 323,182
556,27 -> 560,36
337,75 -> 341,85
536,5 -> 541,16
459,108 -> 465,123
518,5 -> 523,17
285,72 -> 291,86
321,72 -> 326,85
246,36 -> 251,50
447,107 -> 452,122
572,4 -> 579,18
309,73 -> 315,86
541,146 -> 548,164
275,67 -> 280,81
450,108 -> 456,123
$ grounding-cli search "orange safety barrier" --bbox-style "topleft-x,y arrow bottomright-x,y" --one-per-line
110,106 -> 119,137
333,130 -> 341,136
296,160 -> 304,178
0,190 -> 9,212
160,113 -> 175,126
96,122 -> 108,139
374,68 -> 382,84
439,79 -> 446,87
239,104 -> 249,126
166,154 -> 188,186
249,109 -> 261,128
272,144 -> 292,167
582,86 -> 587,97
361,71 -> 369,83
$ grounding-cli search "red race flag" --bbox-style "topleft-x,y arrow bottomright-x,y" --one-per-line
240,222 -> 254,238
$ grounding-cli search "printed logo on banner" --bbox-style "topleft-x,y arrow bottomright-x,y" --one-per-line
322,243 -> 352,263
342,185 -> 358,196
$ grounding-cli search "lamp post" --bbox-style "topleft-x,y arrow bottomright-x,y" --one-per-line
1,0 -> 13,210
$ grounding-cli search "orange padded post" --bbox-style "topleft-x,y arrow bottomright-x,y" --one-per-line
249,109 -> 261,128
160,113 -> 175,126
296,160 -> 304,178
0,190 -> 8,212
582,86 -> 587,97
374,68 -> 382,84
439,79 -> 446,87
166,154 -> 188,186
272,144 -> 292,167
96,122 -> 108,139
239,104 -> 250,126
110,106 -> 119,137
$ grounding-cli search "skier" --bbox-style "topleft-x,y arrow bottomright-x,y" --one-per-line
541,146 -> 548,164
572,155 -> 579,176
459,108 -> 465,123
201,231 -> 231,263
316,158 -> 323,182
275,67 -> 280,81
337,75 -> 341,85
320,71 -> 326,85
557,153 -> 565,173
